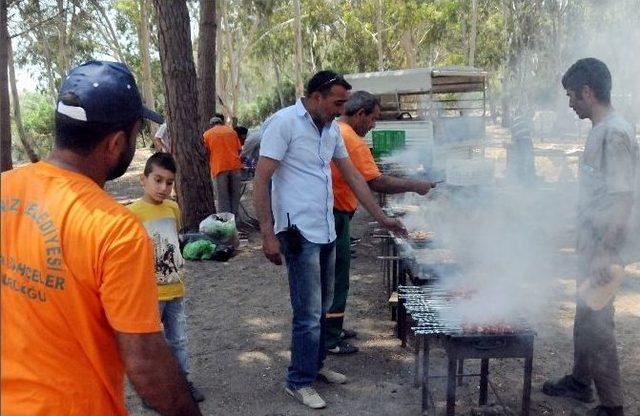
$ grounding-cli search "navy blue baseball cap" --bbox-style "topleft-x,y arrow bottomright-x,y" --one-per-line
56,60 -> 164,125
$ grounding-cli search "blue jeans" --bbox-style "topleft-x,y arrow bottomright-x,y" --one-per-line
159,297 -> 189,375
278,232 -> 335,390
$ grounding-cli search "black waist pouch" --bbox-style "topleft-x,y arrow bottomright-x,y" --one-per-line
284,213 -> 302,255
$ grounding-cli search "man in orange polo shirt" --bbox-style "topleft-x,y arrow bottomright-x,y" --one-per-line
203,116 -> 243,216
0,61 -> 201,415
327,91 -> 436,354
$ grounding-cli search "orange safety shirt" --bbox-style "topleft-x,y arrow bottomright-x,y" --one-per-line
1,161 -> 161,416
331,121 -> 382,212
203,125 -> 243,176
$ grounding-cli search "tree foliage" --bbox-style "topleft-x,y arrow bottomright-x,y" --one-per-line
7,0 -> 640,163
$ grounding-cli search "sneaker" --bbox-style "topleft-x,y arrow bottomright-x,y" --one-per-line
572,406 -> 624,416
285,386 -> 326,409
542,375 -> 594,403
340,329 -> 358,339
187,381 -> 205,403
317,367 -> 348,384
327,340 -> 359,355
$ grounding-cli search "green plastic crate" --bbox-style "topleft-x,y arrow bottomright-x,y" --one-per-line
372,130 -> 406,157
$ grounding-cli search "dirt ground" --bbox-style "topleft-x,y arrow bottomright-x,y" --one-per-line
109,137 -> 640,416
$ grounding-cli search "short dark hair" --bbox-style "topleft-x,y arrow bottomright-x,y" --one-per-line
305,70 -> 352,97
144,152 -> 177,176
344,91 -> 380,116
55,93 -> 139,155
234,126 -> 248,136
562,58 -> 612,104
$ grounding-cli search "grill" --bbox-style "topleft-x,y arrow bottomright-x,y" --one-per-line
398,286 -> 535,416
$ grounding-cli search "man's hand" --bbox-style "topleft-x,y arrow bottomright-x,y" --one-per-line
415,181 -> 436,195
262,233 -> 282,265
117,332 -> 202,416
589,247 -> 614,286
381,217 -> 408,237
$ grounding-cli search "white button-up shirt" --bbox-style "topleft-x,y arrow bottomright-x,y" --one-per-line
260,99 -> 349,243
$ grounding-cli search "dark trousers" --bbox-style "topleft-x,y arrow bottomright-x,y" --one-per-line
571,248 -> 624,407
325,210 -> 353,349
572,298 -> 623,406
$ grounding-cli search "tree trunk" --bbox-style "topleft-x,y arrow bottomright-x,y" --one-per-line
375,0 -> 384,71
197,0 -> 216,134
1,0 -> 12,172
138,0 -> 155,112
153,0 -> 216,228
8,38 -> 39,162
27,0 -> 58,103
56,0 -> 68,81
271,52 -> 284,107
400,32 -> 417,69
469,0 -> 478,66
293,0 -> 304,98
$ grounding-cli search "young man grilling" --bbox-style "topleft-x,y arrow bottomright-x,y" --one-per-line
254,71 -> 406,410
542,58 -> 638,416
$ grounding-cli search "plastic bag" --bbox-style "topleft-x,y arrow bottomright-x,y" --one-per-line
182,240 -> 217,260
178,232 -> 217,252
199,213 -> 237,243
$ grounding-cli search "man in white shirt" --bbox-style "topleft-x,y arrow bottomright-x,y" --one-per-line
254,71 -> 405,410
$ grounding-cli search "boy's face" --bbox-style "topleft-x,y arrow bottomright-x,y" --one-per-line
141,165 -> 175,204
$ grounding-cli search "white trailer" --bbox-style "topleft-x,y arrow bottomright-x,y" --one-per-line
344,67 -> 488,177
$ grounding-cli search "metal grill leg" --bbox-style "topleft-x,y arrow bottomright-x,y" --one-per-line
522,357 -> 533,416
479,358 -> 489,405
457,359 -> 464,386
421,338 -> 431,415
446,357 -> 457,416
398,296 -> 406,346
414,335 -> 423,387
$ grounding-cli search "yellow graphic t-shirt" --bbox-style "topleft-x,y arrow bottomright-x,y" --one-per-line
129,199 -> 186,300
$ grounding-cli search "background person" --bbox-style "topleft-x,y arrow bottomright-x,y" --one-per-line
154,121 -> 171,153
203,116 -> 243,216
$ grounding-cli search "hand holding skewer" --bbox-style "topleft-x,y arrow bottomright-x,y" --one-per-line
415,180 -> 441,195
381,217 -> 408,238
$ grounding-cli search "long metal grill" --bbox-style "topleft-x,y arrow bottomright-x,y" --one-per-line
399,285 -> 536,416
399,285 -> 534,336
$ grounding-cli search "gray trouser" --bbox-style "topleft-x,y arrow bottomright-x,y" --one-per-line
213,170 -> 242,216
572,254 -> 624,406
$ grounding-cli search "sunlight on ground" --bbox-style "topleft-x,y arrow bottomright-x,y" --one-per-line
237,350 -> 272,365
244,316 -> 282,328
360,337 -> 403,351
259,332 -> 283,341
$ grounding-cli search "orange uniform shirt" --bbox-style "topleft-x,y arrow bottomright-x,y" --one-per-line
203,125 -> 243,176
1,162 -> 161,416
331,121 -> 382,212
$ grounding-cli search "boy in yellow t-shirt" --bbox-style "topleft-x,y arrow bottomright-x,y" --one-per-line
129,152 -> 205,404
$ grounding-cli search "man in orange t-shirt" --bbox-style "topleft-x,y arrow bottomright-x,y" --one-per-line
0,61 -> 201,416
326,91 -> 436,354
203,116 -> 243,216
